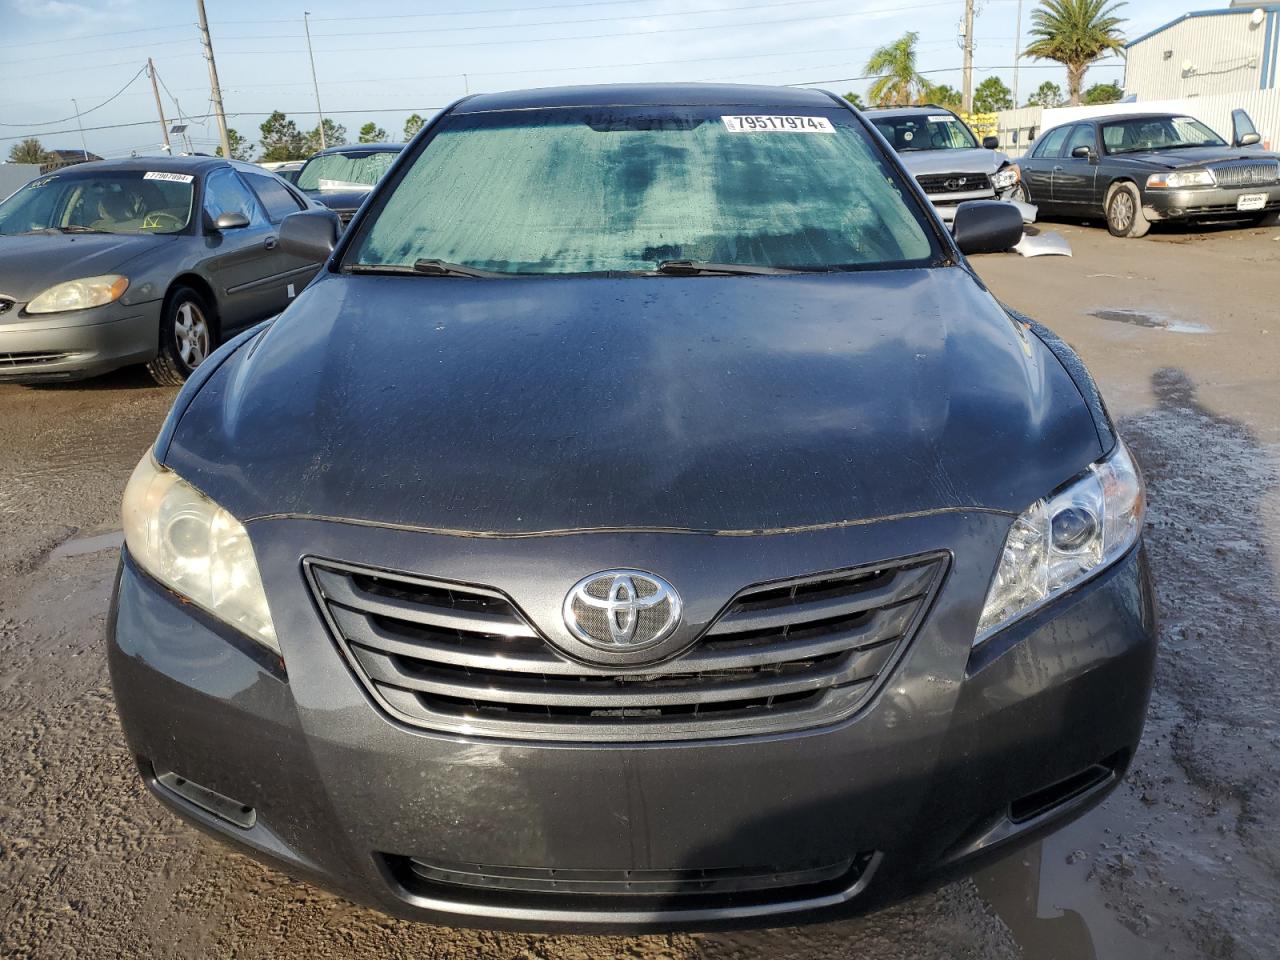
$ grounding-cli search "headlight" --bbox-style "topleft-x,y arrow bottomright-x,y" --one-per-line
975,439 -> 1144,644
122,452 -> 279,654
991,165 -> 1020,189
26,274 -> 129,314
1146,170 -> 1215,189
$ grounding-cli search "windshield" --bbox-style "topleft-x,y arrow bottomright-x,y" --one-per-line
1102,116 -> 1226,154
870,113 -> 978,152
296,150 -> 398,192
346,106 -> 937,275
0,170 -> 195,236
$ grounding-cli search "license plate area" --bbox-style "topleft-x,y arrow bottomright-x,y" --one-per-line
1237,193 -> 1267,211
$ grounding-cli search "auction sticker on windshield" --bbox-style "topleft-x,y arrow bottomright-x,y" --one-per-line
928,115 -> 958,123
143,171 -> 195,183
721,115 -> 834,133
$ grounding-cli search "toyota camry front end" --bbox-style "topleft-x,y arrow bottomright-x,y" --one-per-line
107,83 -> 1155,933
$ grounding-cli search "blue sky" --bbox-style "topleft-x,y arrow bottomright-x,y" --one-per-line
2,0 -> 1169,159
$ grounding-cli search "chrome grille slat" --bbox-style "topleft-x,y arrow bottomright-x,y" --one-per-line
1208,160 -> 1279,188
307,553 -> 945,742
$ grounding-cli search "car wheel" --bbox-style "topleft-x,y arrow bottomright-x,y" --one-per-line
147,286 -> 216,386
1253,210 -> 1280,228
1105,183 -> 1150,238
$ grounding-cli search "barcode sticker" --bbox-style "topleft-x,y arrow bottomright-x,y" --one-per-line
928,115 -> 959,122
722,115 -> 835,133
143,171 -> 195,183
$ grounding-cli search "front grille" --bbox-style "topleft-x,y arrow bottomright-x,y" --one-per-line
308,552 -> 945,742
0,351 -> 74,368
915,172 -> 993,195
1209,160 -> 1279,188
386,851 -> 877,910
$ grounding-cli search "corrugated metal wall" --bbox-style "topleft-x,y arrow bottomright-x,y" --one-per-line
1126,10 -> 1275,100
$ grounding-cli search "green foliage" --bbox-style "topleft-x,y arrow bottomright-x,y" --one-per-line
1024,0 -> 1126,105
927,84 -> 963,110
403,113 -> 426,140
215,128 -> 254,161
1026,80 -> 1065,107
973,76 -> 1014,113
842,92 -> 866,110
305,119 -> 347,154
1083,80 -> 1123,104
358,121 -> 388,143
8,138 -> 50,164
258,111 -> 308,162
865,31 -> 930,107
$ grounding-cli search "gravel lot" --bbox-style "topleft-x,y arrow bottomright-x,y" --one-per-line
1,219 -> 1277,959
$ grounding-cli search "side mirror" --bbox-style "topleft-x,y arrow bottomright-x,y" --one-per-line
1070,144 -> 1094,159
1238,132 -> 1261,147
280,209 -> 339,261
982,135 -> 1000,150
1231,108 -> 1261,148
951,200 -> 1024,255
213,211 -> 250,231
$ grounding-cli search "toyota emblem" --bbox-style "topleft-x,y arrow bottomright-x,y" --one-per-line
563,570 -> 682,651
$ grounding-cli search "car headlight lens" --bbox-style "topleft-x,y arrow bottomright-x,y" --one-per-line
1146,170 -> 1215,189
122,452 -> 279,654
991,165 -> 1020,189
975,439 -> 1144,644
26,274 -> 129,314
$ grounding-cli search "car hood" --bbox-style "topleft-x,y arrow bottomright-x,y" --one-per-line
1117,146 -> 1280,169
896,148 -> 1008,177
303,188 -> 372,213
164,268 -> 1104,534
0,231 -> 167,302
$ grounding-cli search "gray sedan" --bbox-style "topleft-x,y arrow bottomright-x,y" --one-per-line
0,156 -> 337,383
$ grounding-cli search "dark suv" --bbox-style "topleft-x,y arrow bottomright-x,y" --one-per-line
109,83 -> 1155,933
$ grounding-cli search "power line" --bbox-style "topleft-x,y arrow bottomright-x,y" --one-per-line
0,64 -> 147,127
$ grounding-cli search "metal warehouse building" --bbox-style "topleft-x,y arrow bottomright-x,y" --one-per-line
1126,1 -> 1280,99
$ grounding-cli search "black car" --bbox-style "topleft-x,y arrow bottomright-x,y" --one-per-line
109,83 -> 1154,933
0,157 -> 335,383
1015,110 -> 1280,237
295,143 -> 404,226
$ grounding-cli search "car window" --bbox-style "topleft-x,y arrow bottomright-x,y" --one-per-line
296,150 -> 398,191
870,113 -> 978,151
0,170 -> 194,236
1063,125 -> 1097,156
1101,116 -> 1227,154
242,172 -> 305,223
1032,126 -> 1070,159
203,168 -> 265,226
347,106 -> 939,275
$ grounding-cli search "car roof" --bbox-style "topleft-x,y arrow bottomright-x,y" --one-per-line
42,155 -> 227,175
862,105 -> 959,117
312,143 -> 406,155
452,83 -> 839,114
1046,113 -> 1190,131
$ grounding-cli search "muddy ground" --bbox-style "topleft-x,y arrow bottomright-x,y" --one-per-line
1,220 -> 1277,959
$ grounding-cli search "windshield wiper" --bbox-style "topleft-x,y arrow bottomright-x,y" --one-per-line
344,260 -> 506,278
653,260 -> 814,276
55,225 -> 109,234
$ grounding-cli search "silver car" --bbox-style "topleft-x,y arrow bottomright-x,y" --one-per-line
0,156 -> 336,384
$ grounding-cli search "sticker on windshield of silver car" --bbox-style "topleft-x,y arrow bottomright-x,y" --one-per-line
928,115 -> 958,122
143,171 -> 195,183
721,115 -> 834,133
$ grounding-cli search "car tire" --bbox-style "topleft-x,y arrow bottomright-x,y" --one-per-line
1105,183 -> 1150,238
146,286 -> 216,386
1253,210 -> 1280,228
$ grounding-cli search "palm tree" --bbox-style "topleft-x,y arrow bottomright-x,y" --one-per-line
865,32 -> 930,107
1024,0 -> 1126,106
8,138 -> 50,165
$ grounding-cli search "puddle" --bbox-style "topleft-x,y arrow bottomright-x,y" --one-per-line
50,530 -> 124,560
1089,309 -> 1210,334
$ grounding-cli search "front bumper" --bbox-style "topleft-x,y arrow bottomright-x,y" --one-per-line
107,512 -> 1156,933
0,299 -> 160,381
1143,183 -> 1280,220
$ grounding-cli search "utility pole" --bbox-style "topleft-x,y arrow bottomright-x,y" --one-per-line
961,0 -> 976,113
71,98 -> 88,160
1012,0 -> 1023,108
148,59 -> 172,154
304,11 -> 327,150
195,0 -> 232,159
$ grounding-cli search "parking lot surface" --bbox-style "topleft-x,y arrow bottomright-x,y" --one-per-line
1,221 -> 1277,959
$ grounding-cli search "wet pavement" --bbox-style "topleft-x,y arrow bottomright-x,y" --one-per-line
1,220 -> 1278,958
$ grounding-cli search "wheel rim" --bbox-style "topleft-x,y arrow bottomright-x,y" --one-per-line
173,301 -> 209,369
1111,192 -> 1134,232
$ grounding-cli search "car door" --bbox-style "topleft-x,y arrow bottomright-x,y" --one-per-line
1021,126 -> 1069,206
1052,124 -> 1101,207
199,167 -> 282,332
239,170 -> 327,313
